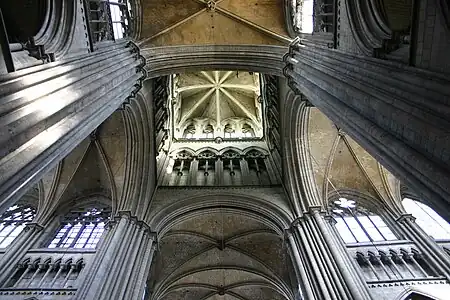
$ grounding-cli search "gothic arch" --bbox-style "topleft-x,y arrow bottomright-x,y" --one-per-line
120,80 -> 156,220
141,45 -> 287,78
148,193 -> 293,237
218,147 -> 244,156
54,194 -> 112,217
168,148 -> 196,158
345,0 -> 392,55
327,188 -> 392,216
395,289 -> 442,300
242,147 -> 269,156
147,194 -> 295,300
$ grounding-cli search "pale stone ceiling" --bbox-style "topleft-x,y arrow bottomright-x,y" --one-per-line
172,71 -> 263,139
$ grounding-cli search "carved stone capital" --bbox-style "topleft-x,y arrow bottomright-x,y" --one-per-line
24,223 -> 44,232
396,214 -> 416,224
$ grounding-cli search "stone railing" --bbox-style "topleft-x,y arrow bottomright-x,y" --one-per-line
346,240 -> 448,285
0,248 -> 96,297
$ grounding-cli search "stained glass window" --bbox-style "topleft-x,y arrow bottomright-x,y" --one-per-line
48,207 -> 111,249
402,198 -> 450,240
332,198 -> 397,243
0,205 -> 36,248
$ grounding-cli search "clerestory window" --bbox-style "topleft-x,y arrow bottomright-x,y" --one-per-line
402,198 -> 450,240
0,204 -> 36,248
332,198 -> 397,243
48,206 -> 111,249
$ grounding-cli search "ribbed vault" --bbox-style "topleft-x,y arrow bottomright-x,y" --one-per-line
32,110 -> 128,223
172,71 -> 263,139
148,211 -> 295,300
307,107 -> 402,210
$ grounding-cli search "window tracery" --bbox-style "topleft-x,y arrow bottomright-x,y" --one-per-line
331,198 -> 396,243
196,151 -> 217,186
48,206 -> 111,249
167,151 -> 193,186
86,0 -> 132,44
222,151 -> 242,185
402,198 -> 450,240
245,150 -> 270,185
0,204 -> 36,248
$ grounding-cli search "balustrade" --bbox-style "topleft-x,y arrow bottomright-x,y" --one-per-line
0,249 -> 96,298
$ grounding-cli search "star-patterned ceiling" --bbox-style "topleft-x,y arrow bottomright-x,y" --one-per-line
171,71 -> 263,140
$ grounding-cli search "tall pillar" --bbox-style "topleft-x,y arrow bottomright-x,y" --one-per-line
76,212 -> 156,300
396,214 -> 450,279
289,209 -> 373,300
0,223 -> 44,286
284,38 -> 450,221
0,41 -> 146,211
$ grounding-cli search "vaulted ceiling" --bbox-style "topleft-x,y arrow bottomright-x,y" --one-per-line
172,71 -> 263,139
138,0 -> 291,47
148,211 -> 295,300
307,107 -> 402,210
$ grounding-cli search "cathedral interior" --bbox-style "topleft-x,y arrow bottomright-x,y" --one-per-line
0,0 -> 449,299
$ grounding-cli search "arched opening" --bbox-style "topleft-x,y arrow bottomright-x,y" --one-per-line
402,292 -> 438,300
330,197 -> 396,244
245,150 -> 270,186
196,150 -> 217,186
47,204 -> 111,249
222,150 -> 242,186
0,204 -> 36,248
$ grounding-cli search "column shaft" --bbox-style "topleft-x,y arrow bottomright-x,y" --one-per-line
75,213 -> 156,300
284,40 -> 450,221
0,42 -> 146,211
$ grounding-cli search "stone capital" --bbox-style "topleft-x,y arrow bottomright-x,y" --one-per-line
396,214 -> 416,223
24,222 -> 44,232
307,206 -> 323,214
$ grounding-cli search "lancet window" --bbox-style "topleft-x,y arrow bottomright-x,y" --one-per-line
242,124 -> 255,138
331,198 -> 397,243
196,151 -> 217,186
222,151 -> 242,185
0,204 -> 36,248
202,124 -> 214,139
292,0 -> 314,33
245,150 -> 270,185
48,206 -> 111,249
183,125 -> 196,139
167,151 -> 193,186
224,124 -> 237,138
402,198 -> 450,240
86,0 -> 132,44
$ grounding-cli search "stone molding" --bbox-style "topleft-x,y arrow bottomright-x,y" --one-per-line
140,45 -> 288,78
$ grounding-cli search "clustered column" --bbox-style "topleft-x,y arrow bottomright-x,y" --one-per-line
288,208 -> 372,300
283,38 -> 450,221
396,214 -> 450,279
76,212 -> 157,300
0,41 -> 146,212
